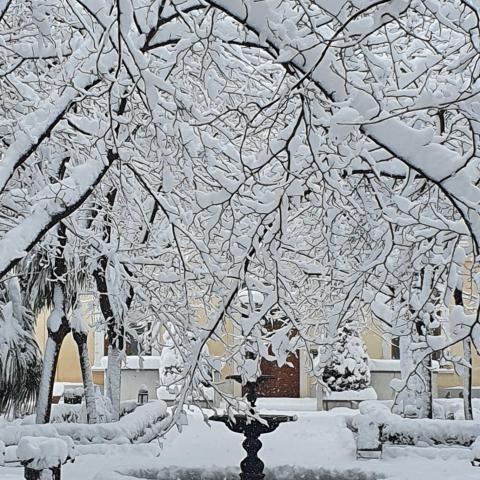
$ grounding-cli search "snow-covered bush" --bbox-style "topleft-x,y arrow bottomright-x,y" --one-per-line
47,392 -> 116,424
322,319 -> 370,391
50,404 -> 84,424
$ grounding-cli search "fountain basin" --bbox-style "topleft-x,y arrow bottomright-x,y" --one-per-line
209,414 -> 296,435
99,466 -> 385,480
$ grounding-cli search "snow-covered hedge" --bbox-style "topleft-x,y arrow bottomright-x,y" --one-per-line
48,398 -> 137,424
381,416 -> 480,447
50,403 -> 84,423
0,401 -> 169,447
352,403 -> 480,447
359,398 -> 480,421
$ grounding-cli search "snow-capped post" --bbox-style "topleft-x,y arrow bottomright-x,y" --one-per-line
356,415 -> 383,460
17,436 -> 75,480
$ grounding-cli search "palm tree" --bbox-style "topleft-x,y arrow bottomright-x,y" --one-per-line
0,278 -> 42,417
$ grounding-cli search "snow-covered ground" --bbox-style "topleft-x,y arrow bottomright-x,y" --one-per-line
0,401 -> 477,479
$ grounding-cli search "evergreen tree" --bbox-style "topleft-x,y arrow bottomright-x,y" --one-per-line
322,319 -> 370,391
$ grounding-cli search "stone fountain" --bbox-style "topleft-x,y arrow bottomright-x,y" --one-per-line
210,374 -> 296,480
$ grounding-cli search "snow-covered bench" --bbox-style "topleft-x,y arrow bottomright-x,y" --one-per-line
318,387 -> 377,411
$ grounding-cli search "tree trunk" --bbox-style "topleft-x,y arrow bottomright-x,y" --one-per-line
394,335 -> 418,417
106,345 -> 122,421
72,330 -> 97,424
93,258 -> 125,421
395,333 -> 433,418
463,338 -> 473,420
91,188 -> 125,421
397,268 -> 435,419
417,357 -> 433,419
454,287 -> 473,420
36,196 -> 71,424
35,308 -> 70,424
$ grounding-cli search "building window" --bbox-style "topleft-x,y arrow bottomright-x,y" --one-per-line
430,325 -> 442,362
391,337 -> 400,359
103,329 -> 151,356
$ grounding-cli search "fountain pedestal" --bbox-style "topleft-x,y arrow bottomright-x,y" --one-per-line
210,375 -> 296,480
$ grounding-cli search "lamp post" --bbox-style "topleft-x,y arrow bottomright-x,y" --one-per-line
137,385 -> 149,405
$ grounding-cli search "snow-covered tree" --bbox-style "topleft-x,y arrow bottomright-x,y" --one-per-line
0,279 -> 41,417
321,316 -> 370,392
1,0 -> 480,427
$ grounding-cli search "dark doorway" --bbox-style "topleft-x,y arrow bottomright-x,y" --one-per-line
255,353 -> 300,397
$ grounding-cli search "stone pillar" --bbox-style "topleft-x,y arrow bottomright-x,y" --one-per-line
316,383 -> 324,411
24,465 -> 61,480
